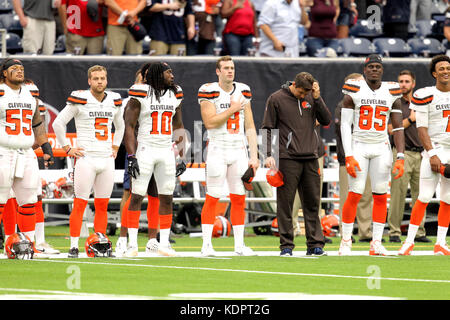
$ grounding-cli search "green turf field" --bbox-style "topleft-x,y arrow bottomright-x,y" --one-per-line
0,226 -> 449,301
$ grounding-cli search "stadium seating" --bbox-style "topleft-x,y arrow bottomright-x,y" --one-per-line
349,19 -> 383,40
339,37 -> 375,57
415,19 -> 434,38
0,32 -> 22,54
408,37 -> 444,57
0,0 -> 13,13
373,37 -> 410,57
0,13 -> 23,37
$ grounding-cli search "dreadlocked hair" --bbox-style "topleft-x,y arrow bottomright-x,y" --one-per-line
145,62 -> 177,102
0,58 -> 15,84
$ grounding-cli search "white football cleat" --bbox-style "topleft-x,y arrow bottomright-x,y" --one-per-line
235,245 -> 257,256
35,242 -> 60,254
145,238 -> 159,254
338,238 -> 352,256
369,240 -> 389,256
434,242 -> 450,255
158,244 -> 177,257
115,238 -> 127,257
201,244 -> 217,257
398,241 -> 414,256
124,246 -> 138,257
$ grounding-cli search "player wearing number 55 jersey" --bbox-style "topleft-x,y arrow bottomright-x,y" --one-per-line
52,65 -> 125,258
198,56 -> 259,257
399,55 -> 450,256
124,62 -> 185,257
339,54 -> 405,256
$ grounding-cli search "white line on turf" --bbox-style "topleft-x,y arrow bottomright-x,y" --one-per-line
32,258 -> 450,284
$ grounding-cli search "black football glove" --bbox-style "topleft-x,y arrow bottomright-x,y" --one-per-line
175,160 -> 186,177
41,142 -> 54,167
127,155 -> 140,179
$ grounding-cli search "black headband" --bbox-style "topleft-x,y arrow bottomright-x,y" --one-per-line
3,59 -> 23,71
364,54 -> 382,67
161,62 -> 171,72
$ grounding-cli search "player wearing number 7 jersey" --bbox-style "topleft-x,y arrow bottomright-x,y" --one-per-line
198,55 -> 260,257
123,62 -> 185,257
52,65 -> 125,258
399,55 -> 450,256
339,54 -> 405,256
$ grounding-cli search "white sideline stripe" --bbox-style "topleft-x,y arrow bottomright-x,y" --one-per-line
32,259 -> 450,284
0,288 -> 155,300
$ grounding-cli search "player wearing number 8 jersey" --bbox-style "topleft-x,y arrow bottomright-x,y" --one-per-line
399,55 -> 450,256
123,62 -> 185,257
52,65 -> 125,258
339,54 -> 405,256
198,55 -> 259,257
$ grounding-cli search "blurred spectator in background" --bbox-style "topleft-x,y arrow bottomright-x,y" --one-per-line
443,5 -> 450,51
257,0 -> 309,57
187,0 -> 219,55
59,0 -> 106,55
104,0 -> 147,55
221,0 -> 259,55
336,0 -> 357,38
305,0 -> 340,57
13,0 -> 61,55
409,0 -> 432,34
377,0 -> 411,41
147,0 -> 195,55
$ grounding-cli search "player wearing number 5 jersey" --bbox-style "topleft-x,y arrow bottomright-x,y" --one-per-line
339,54 -> 405,256
399,55 -> 450,256
124,62 -> 185,257
52,65 -> 125,258
198,55 -> 259,257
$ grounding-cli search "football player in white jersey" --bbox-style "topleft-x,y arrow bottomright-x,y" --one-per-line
339,54 -> 406,256
52,65 -> 125,258
0,58 -> 54,248
123,62 -> 185,257
198,55 -> 259,257
399,55 -> 450,256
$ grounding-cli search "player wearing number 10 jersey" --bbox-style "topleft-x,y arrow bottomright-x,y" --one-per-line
198,56 -> 259,257
339,54 -> 405,256
53,65 -> 125,258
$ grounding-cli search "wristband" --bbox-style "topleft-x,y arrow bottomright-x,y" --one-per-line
408,118 -> 415,124
66,147 -> 71,155
396,152 -> 405,159
127,154 -> 136,158
427,149 -> 437,158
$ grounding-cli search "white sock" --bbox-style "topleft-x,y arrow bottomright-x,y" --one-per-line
201,224 -> 213,247
24,231 -> 35,243
118,236 -> 127,245
342,222 -> 354,241
436,226 -> 448,246
405,224 -> 419,244
233,225 -> 245,249
128,228 -> 138,248
35,222 -> 45,245
159,228 -> 170,247
70,237 -> 79,249
372,222 -> 385,242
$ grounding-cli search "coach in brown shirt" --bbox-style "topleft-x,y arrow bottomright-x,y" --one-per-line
262,72 -> 331,256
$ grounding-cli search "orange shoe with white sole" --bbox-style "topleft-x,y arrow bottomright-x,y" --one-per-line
434,243 -> 450,255
398,242 -> 414,256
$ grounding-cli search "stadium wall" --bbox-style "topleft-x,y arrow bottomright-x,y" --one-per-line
18,55 -> 434,143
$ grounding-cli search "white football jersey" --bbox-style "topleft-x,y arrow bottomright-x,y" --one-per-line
0,83 -> 37,149
128,84 -> 183,147
342,79 -> 401,144
410,86 -> 450,147
198,81 -> 251,145
54,90 -> 124,157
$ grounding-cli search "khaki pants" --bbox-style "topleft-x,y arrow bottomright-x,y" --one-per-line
66,32 -> 104,55
388,148 -> 425,237
22,17 -> 55,55
149,40 -> 186,56
339,165 -> 373,239
106,24 -> 142,55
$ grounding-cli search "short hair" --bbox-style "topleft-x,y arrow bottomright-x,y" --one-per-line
344,73 -> 363,82
216,55 -> 233,70
88,65 -> 107,78
398,69 -> 416,81
429,55 -> 450,78
294,72 -> 315,90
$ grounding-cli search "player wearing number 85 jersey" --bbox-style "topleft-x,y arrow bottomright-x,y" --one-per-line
198,56 -> 260,257
339,54 -> 405,256
52,65 -> 125,258
123,62 -> 185,257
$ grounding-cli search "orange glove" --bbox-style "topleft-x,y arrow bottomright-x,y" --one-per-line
392,159 -> 405,179
345,156 -> 361,178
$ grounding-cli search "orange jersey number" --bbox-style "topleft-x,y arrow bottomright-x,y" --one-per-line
227,112 -> 240,134
5,109 -> 33,136
358,105 -> 389,131
443,110 -> 450,132
150,111 -> 173,135
95,117 -> 109,141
